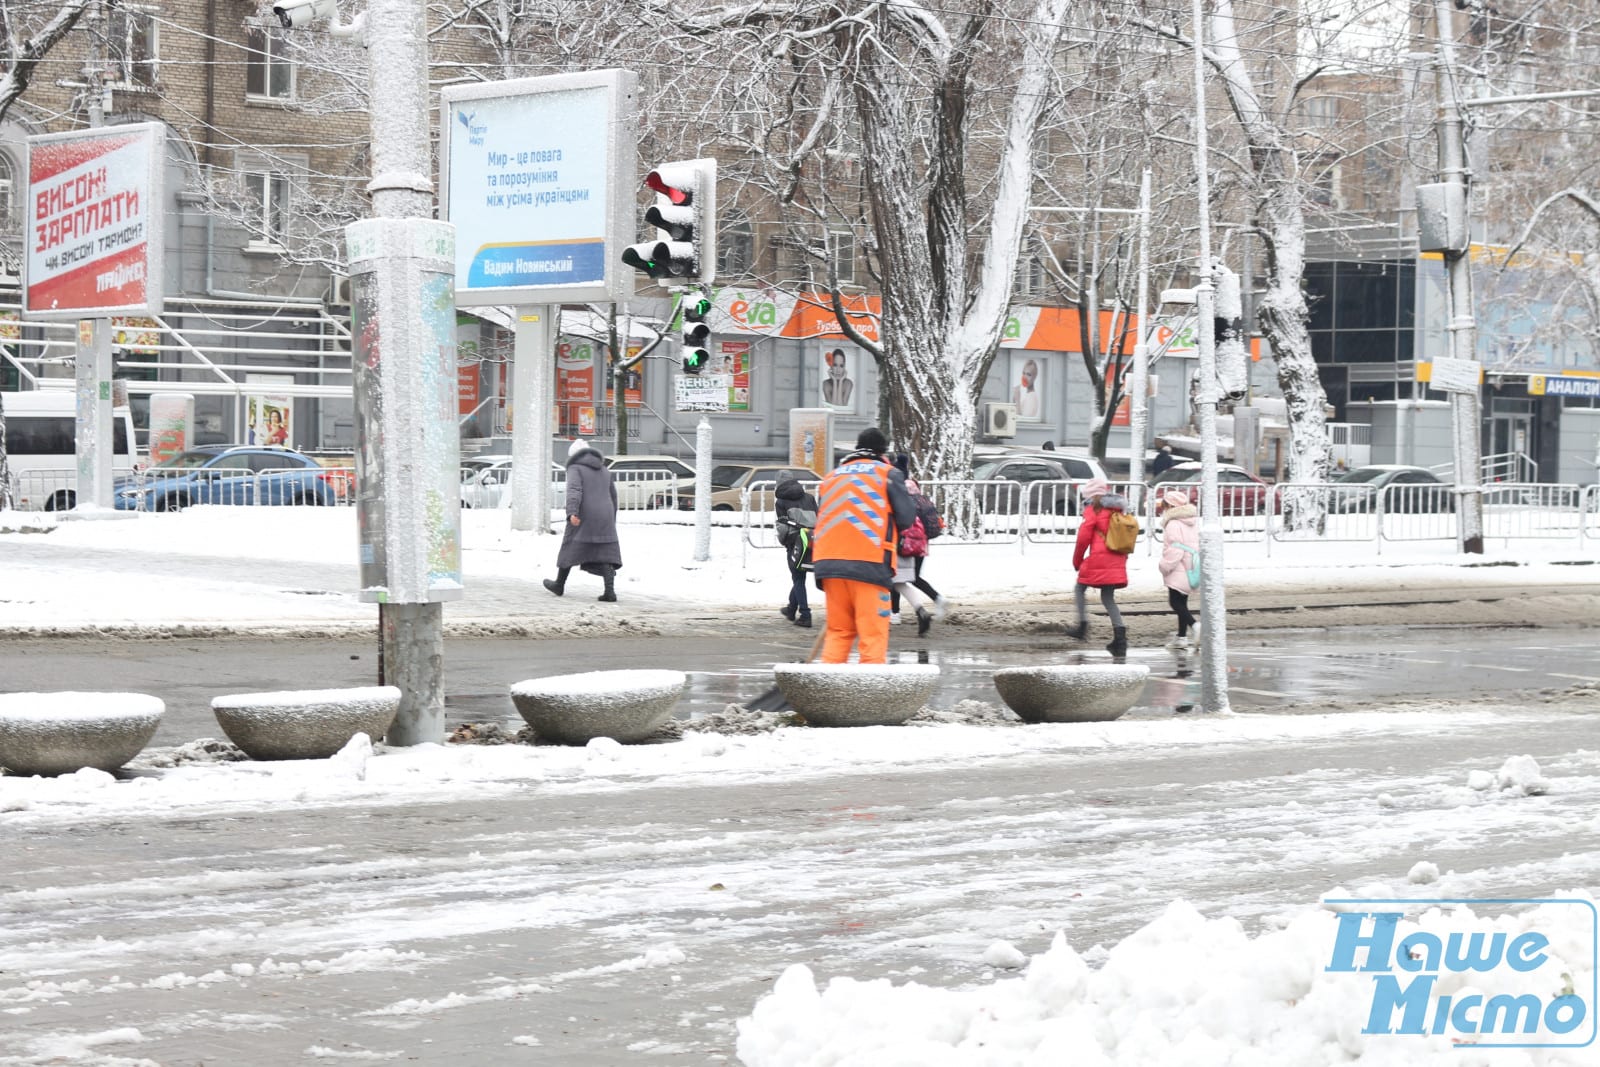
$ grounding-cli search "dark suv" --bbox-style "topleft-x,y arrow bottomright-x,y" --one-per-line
114,445 -> 351,511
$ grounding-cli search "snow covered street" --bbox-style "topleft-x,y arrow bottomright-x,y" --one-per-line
2,695 -> 1597,1064
3,507 -> 1599,1064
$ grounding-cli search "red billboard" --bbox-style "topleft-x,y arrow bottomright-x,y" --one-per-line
24,123 -> 165,318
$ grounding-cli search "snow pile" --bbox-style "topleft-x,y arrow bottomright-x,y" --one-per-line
1468,755 -> 1550,796
737,898 -> 1597,1065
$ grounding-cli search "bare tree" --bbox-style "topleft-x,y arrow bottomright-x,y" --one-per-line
0,0 -> 98,511
639,0 -> 1073,484
1133,0 -> 1362,520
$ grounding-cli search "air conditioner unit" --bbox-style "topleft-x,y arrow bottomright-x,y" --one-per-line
325,272 -> 353,307
984,402 -> 1018,438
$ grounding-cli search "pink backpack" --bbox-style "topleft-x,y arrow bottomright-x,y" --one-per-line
898,517 -> 929,557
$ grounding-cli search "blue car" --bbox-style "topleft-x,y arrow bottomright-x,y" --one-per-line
115,445 -> 350,511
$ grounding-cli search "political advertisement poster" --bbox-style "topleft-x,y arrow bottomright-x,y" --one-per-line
718,340 -> 751,412
441,70 -> 636,306
24,123 -> 165,318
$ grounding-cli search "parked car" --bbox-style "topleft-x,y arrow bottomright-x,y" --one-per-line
970,456 -> 1075,514
650,465 -> 819,512
1333,465 -> 1454,513
114,445 -> 349,511
972,448 -> 1107,484
459,457 -> 566,509
1152,462 -> 1279,516
605,455 -> 697,508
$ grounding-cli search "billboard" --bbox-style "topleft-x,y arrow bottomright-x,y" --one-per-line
24,123 -> 164,319
440,70 -> 637,306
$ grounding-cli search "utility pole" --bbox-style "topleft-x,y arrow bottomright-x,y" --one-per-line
1190,0 -> 1230,714
347,0 -> 461,744
73,0 -> 114,513
1431,0 -> 1485,554
1127,169 -> 1152,497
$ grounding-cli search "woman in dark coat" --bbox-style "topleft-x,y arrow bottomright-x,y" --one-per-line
543,438 -> 623,602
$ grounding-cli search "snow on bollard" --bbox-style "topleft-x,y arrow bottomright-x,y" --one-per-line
210,686 -> 401,761
772,663 -> 940,727
509,669 -> 687,745
991,664 -> 1149,723
0,692 -> 164,776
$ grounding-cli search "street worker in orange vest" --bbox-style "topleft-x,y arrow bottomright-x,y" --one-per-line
813,426 -> 918,663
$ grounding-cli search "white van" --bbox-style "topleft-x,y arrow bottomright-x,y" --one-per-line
2,390 -> 140,510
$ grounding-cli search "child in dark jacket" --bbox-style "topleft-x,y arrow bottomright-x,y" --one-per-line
774,476 -> 818,628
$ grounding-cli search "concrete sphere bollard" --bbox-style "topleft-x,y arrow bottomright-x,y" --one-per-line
509,669 -> 687,745
992,664 -> 1150,723
211,686 -> 401,760
0,692 -> 164,776
773,663 -> 941,727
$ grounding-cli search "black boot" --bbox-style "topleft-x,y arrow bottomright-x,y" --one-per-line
598,565 -> 617,603
542,568 -> 568,597
794,612 -> 812,628
1063,620 -> 1087,641
780,604 -> 796,621
1106,627 -> 1129,658
916,607 -> 933,637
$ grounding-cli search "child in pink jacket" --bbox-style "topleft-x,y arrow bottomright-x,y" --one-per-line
1157,489 -> 1200,649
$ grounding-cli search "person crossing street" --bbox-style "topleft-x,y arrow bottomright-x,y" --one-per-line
812,427 -> 916,663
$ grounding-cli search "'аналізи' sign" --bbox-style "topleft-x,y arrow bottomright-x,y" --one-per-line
440,70 -> 637,307
24,123 -> 165,319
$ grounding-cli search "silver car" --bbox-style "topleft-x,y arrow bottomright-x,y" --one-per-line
460,458 -> 566,509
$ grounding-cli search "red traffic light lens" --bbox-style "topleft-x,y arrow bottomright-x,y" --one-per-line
645,170 -> 692,206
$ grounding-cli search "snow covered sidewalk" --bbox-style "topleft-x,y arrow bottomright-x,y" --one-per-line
2,505 -> 1596,635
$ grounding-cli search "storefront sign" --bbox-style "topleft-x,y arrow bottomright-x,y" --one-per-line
1529,373 -> 1600,398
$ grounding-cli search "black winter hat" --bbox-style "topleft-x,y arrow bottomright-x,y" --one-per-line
855,427 -> 889,455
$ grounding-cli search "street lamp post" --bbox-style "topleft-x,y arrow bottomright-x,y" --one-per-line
1190,0 -> 1231,714
348,0 -> 460,745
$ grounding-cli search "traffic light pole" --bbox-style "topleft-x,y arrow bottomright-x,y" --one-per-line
1432,0 -> 1485,554
693,414 -> 712,562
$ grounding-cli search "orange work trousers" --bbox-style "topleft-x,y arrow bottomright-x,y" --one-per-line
820,578 -> 893,664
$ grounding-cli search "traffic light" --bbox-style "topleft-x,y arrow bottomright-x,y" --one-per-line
620,158 -> 718,284
681,293 -> 711,374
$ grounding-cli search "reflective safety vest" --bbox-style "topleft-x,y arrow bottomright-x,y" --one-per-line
814,459 -> 894,567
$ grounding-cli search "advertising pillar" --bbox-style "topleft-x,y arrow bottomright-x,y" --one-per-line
348,217 -> 463,606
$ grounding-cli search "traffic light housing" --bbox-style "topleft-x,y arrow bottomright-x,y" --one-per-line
620,159 -> 717,284
681,293 -> 711,374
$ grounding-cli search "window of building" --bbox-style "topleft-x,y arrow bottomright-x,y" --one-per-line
1299,96 -> 1339,129
0,153 -> 15,231
244,171 -> 292,248
718,215 -> 754,278
828,230 -> 856,286
108,6 -> 158,88
245,25 -> 296,100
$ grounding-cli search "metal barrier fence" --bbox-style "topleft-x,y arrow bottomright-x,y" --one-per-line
1269,483 -> 1381,548
612,469 -> 684,511
11,467 -> 138,511
120,467 -> 357,510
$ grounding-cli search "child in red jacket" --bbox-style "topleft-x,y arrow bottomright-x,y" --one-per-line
1067,479 -> 1131,657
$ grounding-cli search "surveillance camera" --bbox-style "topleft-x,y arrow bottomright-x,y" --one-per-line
272,0 -> 337,29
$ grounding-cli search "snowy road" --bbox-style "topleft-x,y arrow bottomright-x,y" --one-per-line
2,700 -> 1597,1065
1,627 -> 1597,748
